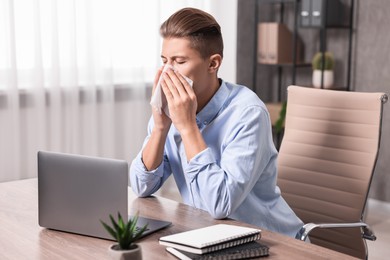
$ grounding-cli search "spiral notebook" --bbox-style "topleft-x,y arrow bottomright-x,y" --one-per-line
166,241 -> 269,260
159,224 -> 261,254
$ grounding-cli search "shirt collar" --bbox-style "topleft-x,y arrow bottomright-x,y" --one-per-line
196,80 -> 231,126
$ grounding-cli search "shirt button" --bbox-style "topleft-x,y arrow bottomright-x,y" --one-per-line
203,121 -> 208,125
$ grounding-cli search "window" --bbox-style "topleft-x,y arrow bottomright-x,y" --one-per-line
0,0 -> 210,89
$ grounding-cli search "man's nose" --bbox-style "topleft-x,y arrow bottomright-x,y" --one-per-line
164,63 -> 174,71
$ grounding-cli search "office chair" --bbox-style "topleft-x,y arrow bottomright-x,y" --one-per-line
277,86 -> 388,259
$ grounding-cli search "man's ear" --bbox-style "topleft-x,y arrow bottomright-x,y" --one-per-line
208,54 -> 222,73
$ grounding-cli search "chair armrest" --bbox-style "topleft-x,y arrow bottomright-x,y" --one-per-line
295,222 -> 377,242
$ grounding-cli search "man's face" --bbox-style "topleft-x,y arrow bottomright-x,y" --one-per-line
161,37 -> 211,97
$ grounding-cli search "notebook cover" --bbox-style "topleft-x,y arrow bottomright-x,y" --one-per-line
166,241 -> 269,260
159,224 -> 261,254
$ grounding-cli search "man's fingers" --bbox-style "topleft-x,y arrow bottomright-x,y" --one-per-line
165,70 -> 188,97
160,76 -> 174,102
162,72 -> 180,98
174,70 -> 193,94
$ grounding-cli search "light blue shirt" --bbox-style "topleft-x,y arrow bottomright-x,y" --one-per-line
130,80 -> 303,237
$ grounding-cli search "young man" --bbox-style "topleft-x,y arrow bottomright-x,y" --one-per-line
130,7 -> 303,238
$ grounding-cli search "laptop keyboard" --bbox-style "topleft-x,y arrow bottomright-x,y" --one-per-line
136,226 -> 150,232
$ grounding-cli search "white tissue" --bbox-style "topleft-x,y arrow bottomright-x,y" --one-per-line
150,64 -> 193,117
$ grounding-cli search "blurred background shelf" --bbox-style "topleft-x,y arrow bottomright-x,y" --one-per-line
253,0 -> 354,103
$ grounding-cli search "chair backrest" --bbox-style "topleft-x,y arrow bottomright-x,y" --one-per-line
277,86 -> 387,259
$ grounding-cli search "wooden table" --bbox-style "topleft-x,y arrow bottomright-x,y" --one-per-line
0,179 -> 356,259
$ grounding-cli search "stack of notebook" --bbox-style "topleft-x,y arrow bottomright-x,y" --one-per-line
159,224 -> 269,260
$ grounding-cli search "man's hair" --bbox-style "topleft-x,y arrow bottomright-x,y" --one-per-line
160,8 -> 223,59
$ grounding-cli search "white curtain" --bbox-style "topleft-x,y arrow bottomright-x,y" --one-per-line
0,0 -> 236,182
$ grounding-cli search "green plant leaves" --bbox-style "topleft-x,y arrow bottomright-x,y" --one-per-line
100,211 -> 148,250
312,52 -> 334,70
275,101 -> 286,134
100,220 -> 117,240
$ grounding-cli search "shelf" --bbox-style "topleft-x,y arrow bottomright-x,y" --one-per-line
253,0 -> 354,100
319,86 -> 348,91
258,0 -> 297,4
258,62 -> 311,68
301,85 -> 349,91
325,25 -> 352,29
301,24 -> 352,30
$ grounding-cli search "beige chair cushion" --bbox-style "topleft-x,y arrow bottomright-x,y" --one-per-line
277,86 -> 386,259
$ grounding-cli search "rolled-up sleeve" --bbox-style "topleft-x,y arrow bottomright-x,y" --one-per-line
129,150 -> 166,197
129,118 -> 172,197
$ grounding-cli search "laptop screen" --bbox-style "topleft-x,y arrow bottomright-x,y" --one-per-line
38,151 -> 171,240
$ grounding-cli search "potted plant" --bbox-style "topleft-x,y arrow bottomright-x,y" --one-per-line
274,101 -> 287,135
101,212 -> 148,260
312,51 -> 335,88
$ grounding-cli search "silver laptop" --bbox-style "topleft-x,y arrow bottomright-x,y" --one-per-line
38,151 -> 171,240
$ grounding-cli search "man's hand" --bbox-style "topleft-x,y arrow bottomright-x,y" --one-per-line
161,68 -> 206,161
160,69 -> 198,135
151,67 -> 172,132
141,67 -> 172,171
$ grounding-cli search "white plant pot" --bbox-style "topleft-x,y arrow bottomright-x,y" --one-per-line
312,70 -> 334,89
108,244 -> 142,260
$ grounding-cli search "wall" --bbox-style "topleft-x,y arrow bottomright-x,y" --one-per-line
353,0 -> 390,201
209,0 -> 238,83
237,0 -> 390,202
